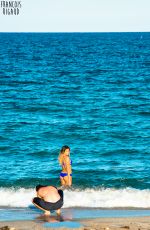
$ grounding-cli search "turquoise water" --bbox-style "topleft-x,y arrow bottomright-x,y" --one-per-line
0,32 -> 150,208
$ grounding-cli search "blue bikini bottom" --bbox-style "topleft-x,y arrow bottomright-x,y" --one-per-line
60,172 -> 72,177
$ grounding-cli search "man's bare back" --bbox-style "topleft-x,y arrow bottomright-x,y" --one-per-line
37,186 -> 60,202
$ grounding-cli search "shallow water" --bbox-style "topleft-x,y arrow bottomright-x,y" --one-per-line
1,207 -> 150,222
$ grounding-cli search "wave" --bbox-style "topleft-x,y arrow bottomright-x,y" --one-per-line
0,187 -> 150,208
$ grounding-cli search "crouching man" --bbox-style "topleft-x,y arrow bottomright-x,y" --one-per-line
32,185 -> 63,216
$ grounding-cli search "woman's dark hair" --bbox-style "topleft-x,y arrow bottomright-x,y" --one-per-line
60,145 -> 70,154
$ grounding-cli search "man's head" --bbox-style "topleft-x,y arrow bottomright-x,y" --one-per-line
36,185 -> 46,192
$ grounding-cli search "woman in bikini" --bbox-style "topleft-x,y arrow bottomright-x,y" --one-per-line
58,145 -> 72,187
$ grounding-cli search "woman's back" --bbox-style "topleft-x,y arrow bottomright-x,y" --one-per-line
61,156 -> 72,173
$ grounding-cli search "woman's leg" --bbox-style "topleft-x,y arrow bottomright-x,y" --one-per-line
60,176 -> 66,186
63,175 -> 72,186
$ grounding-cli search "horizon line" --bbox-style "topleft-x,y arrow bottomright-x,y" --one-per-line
0,31 -> 150,33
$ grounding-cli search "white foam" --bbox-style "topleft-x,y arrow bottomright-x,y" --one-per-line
0,188 -> 34,207
0,187 -> 150,208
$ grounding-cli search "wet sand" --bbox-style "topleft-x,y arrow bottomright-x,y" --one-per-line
0,216 -> 150,230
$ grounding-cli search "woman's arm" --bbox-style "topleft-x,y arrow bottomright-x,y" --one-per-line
65,157 -> 72,186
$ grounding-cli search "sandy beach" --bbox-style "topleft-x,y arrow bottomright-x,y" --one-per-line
1,208 -> 150,230
0,216 -> 150,230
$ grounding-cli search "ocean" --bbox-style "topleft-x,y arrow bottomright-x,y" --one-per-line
0,32 -> 150,208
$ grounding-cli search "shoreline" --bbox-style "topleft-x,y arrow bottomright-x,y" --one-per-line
0,208 -> 150,229
1,207 -> 150,220
0,216 -> 150,230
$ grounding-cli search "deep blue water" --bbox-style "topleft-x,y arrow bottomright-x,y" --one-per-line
0,32 -> 150,189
